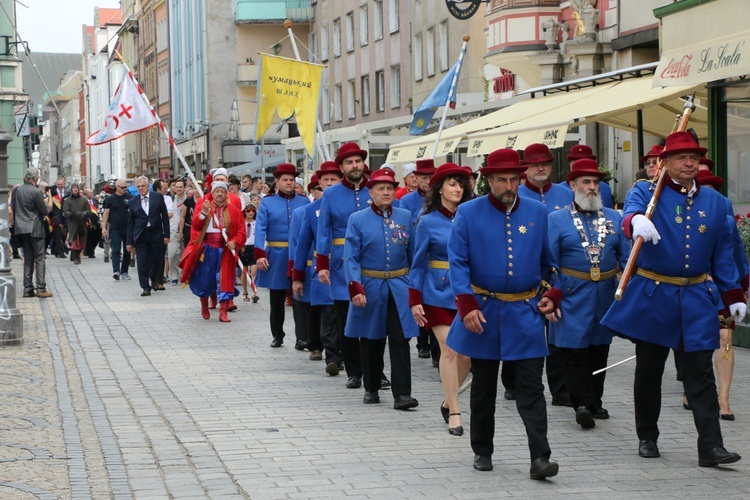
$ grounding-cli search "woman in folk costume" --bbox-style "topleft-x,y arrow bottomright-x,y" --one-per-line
179,182 -> 246,322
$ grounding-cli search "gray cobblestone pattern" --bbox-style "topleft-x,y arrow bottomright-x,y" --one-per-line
1,255 -> 749,498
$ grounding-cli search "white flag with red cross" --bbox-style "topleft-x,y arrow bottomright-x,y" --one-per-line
86,70 -> 159,145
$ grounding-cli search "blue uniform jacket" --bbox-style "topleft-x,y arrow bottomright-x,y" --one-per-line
518,180 -> 573,213
400,189 -> 425,225
288,207 -> 310,303
409,207 -> 456,310
601,180 -> 743,351
254,192 -> 310,290
292,199 -> 333,306
548,206 -> 630,348
445,195 -> 557,361
343,205 -> 418,340
559,180 -> 614,208
723,196 -> 750,291
316,179 -> 370,301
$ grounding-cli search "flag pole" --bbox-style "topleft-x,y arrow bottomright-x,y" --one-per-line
431,35 -> 469,160
284,20 -> 332,163
113,51 -> 204,198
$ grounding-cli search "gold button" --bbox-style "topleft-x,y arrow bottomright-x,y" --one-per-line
508,239 -> 513,243
509,255 -> 513,259
482,297 -> 487,301
507,231 -> 512,235
509,271 -> 514,276
506,223 -> 511,228
508,247 -> 513,251
509,263 -> 513,268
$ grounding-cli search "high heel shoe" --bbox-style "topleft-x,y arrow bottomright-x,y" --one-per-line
440,402 -> 450,424
449,413 -> 463,436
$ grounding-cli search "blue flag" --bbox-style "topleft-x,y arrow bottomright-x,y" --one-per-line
409,59 -> 461,135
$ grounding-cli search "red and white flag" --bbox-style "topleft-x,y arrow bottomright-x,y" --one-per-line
86,70 -> 158,145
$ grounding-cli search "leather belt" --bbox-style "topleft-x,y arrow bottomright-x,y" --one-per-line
636,268 -> 707,286
332,238 -> 345,246
471,284 -> 537,302
429,260 -> 449,270
561,267 -> 617,281
361,268 -> 409,279
266,241 -> 288,247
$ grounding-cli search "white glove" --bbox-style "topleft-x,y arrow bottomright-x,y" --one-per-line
632,214 -> 661,245
729,302 -> 747,322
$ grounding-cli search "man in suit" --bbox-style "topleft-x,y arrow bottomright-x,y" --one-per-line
126,176 -> 170,296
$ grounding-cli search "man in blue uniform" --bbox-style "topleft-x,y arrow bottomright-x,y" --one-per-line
602,132 -> 746,466
446,148 -> 561,479
547,159 -> 630,429
293,162 -> 343,370
344,168 -> 419,410
560,145 -> 614,208
255,163 -> 310,347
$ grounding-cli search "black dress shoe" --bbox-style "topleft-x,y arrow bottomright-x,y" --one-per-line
698,446 -> 741,467
504,390 -> 516,401
529,457 -> 559,480
575,406 -> 596,429
638,440 -> 660,458
346,376 -> 361,389
473,455 -> 493,471
380,375 -> 391,389
594,407 -> 609,420
363,391 -> 380,404
270,338 -> 283,348
418,347 -> 431,359
141,289 -> 151,296
23,291 -> 35,298
551,392 -> 573,407
294,340 -> 307,351
393,395 -> 419,410
721,413 -> 735,421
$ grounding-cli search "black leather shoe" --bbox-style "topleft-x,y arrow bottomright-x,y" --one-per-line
698,446 -> 741,467
551,392 -> 573,407
575,406 -> 595,429
594,407 -> 610,420
23,291 -> 35,298
418,347 -> 431,359
270,338 -> 283,348
346,376 -> 361,389
325,362 -> 340,376
140,289 -> 151,296
393,395 -> 419,410
440,402 -> 450,424
380,375 -> 391,389
473,455 -> 493,471
294,340 -> 307,351
363,391 -> 380,404
721,413 -> 735,421
504,390 -> 516,401
638,440 -> 660,458
529,457 -> 559,480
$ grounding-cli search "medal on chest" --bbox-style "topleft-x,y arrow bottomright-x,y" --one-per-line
674,205 -> 683,224
569,206 -> 609,281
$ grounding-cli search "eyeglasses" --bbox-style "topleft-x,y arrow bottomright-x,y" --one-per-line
244,208 -> 256,213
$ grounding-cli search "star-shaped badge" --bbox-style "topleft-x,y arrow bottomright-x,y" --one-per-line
519,225 -> 528,234
699,224 -> 707,233
698,211 -> 706,218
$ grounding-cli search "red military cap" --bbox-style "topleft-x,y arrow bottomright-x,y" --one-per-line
640,144 -> 664,163
307,174 -> 320,193
415,159 -> 436,175
316,160 -> 343,178
480,148 -> 526,176
461,165 -> 479,179
566,158 -> 605,183
696,169 -> 724,190
335,142 -> 368,165
429,162 -> 469,187
699,157 -> 715,172
567,144 -> 596,162
521,143 -> 554,164
366,168 -> 399,189
658,131 -> 707,159
274,163 -> 298,178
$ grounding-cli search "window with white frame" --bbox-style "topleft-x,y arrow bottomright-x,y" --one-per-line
439,21 -> 449,71
361,75 -> 370,115
374,0 -> 383,40
333,18 -> 341,57
334,83 -> 343,121
320,24 -> 329,61
389,0 -> 399,34
414,33 -> 423,81
322,87 -> 330,124
426,27 -> 435,77
360,5 -> 368,46
390,65 -> 400,109
310,32 -> 318,62
345,12 -> 354,52
376,70 -> 385,112
347,80 -> 356,119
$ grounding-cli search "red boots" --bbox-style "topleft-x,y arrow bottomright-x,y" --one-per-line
200,297 -> 210,320
209,294 -> 218,309
219,301 -> 231,322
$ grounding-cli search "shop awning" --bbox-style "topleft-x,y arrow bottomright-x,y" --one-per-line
466,77 -> 707,156
653,30 -> 750,87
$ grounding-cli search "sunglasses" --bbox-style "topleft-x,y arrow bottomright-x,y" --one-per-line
244,208 -> 256,212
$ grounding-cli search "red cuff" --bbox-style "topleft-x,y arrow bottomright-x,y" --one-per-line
348,281 -> 365,300
455,293 -> 480,319
287,260 -> 294,278
408,288 -> 423,307
316,253 -> 330,272
741,274 -> 749,294
291,269 -> 306,282
721,288 -> 746,309
543,287 -> 564,310
621,212 -> 641,240
254,247 -> 267,260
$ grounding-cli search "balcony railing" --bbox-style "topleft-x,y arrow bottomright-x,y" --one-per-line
238,64 -> 259,85
236,0 -> 313,23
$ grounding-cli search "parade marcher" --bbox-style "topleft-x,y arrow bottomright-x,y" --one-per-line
461,166 -> 478,198
126,176 -> 171,296
601,132 -> 745,466
102,179 -> 133,281
560,145 -> 614,208
255,163 -> 310,347
514,142 -> 573,407
11,167 -> 52,298
395,163 -> 418,200
167,178 -> 187,285
83,188 -> 102,258
344,168 -> 419,409
293,162 -> 343,369
180,182 -> 245,322
446,148 -> 561,479
409,162 -> 473,435
547,159 -> 630,429
62,183 -> 91,265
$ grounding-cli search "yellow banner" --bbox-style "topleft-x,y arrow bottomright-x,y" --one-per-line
255,54 -> 323,155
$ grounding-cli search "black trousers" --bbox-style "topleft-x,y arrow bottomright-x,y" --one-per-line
634,340 -> 723,452
135,228 -> 165,290
306,304 -> 335,353
470,357 -> 551,462
359,292 -> 412,397
501,327 -> 567,398
560,344 -> 610,411
292,298 -> 309,344
269,288 -> 287,340
334,300 -> 362,378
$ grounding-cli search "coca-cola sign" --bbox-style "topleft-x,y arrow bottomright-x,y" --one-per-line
659,55 -> 693,80
654,34 -> 750,87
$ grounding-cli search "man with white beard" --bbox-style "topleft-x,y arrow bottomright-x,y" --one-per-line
546,159 -> 630,429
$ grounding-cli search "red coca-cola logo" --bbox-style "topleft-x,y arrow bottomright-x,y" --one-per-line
660,55 -> 693,79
